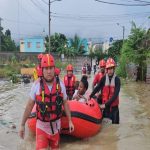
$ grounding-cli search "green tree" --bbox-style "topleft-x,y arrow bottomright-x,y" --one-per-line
108,40 -> 123,62
0,27 -> 17,51
118,22 -> 148,80
5,29 -> 11,37
45,33 -> 67,52
69,34 -> 86,55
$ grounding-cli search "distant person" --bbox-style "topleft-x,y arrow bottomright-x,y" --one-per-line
82,64 -> 87,76
90,58 -> 121,124
33,53 -> 43,80
93,64 -> 97,75
87,63 -> 91,76
64,64 -> 76,100
55,67 -> 61,77
73,75 -> 89,103
92,59 -> 106,104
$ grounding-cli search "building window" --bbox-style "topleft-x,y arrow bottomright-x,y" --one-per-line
36,42 -> 41,48
27,42 -> 31,48
21,42 -> 24,45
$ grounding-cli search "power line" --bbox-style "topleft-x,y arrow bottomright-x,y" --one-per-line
4,18 -> 47,26
51,11 -> 150,19
16,0 -> 42,26
30,0 -> 48,15
51,13 -> 150,21
3,11 -> 150,24
95,0 -> 150,6
132,0 -> 150,4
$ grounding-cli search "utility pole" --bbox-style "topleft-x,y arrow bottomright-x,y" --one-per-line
122,26 -> 125,43
0,17 -> 2,52
48,0 -> 62,54
49,0 -> 51,54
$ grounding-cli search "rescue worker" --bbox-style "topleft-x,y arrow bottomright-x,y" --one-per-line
33,53 -> 43,80
90,58 -> 120,124
19,54 -> 74,150
64,64 -> 76,100
92,59 -> 106,90
54,67 -> 61,77
92,59 -> 106,104
93,64 -> 97,75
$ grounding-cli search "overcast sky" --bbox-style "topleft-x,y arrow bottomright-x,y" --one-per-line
0,0 -> 150,43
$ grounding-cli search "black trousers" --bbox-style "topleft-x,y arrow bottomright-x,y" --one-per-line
103,106 -> 119,124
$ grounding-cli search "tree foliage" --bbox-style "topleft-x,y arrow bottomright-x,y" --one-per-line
107,39 -> 123,62
45,33 -> 86,57
69,34 -> 86,55
45,33 -> 67,52
0,27 -> 17,51
118,21 -> 150,80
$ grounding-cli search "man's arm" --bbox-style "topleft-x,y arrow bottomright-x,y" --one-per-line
92,74 -> 98,90
19,81 -> 38,139
63,100 -> 74,132
105,76 -> 121,107
19,98 -> 35,139
90,76 -> 105,98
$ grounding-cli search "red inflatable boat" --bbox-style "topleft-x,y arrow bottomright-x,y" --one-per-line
27,99 -> 102,138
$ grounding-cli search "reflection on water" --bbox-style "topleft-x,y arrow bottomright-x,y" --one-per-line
0,78 -> 150,150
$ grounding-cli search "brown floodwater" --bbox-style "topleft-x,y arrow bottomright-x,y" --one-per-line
0,76 -> 150,150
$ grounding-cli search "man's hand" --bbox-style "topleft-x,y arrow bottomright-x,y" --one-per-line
69,120 -> 74,133
19,125 -> 25,139
100,104 -> 105,109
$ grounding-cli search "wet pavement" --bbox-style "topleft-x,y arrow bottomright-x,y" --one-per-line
0,77 -> 150,150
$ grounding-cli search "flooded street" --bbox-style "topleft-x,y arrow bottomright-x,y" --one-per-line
0,76 -> 150,150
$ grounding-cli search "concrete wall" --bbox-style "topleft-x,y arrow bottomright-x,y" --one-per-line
0,52 -> 91,72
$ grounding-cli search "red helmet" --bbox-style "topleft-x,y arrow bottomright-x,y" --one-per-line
106,58 -> 116,69
36,66 -> 43,77
66,64 -> 73,71
99,59 -> 106,67
37,53 -> 43,60
41,54 -> 55,68
55,67 -> 61,76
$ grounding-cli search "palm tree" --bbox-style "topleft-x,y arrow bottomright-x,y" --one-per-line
69,34 -> 85,55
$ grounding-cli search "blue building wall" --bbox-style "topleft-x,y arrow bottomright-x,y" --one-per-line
23,37 -> 45,52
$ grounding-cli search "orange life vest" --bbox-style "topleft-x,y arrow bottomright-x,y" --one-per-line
93,72 -> 105,86
64,75 -> 76,97
102,74 -> 119,107
97,72 -> 105,83
36,78 -> 63,122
